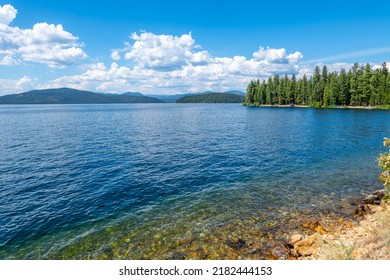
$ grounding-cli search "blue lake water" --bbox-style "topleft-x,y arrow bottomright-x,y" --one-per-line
1,104 -> 390,259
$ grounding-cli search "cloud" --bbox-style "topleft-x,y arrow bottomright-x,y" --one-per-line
3,30 -> 305,94
53,32 -> 300,93
43,38 -> 303,94
252,47 -> 303,64
0,55 -> 19,66
123,32 -> 210,71
111,50 -> 121,60
43,62 -> 133,92
0,4 -> 86,68
0,76 -> 34,95
0,4 -> 16,25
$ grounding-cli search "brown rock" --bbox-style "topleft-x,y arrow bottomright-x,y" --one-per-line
294,233 -> 323,256
354,204 -> 372,216
367,205 -> 382,214
290,249 -> 299,258
287,234 -> 304,247
316,225 -> 327,235
271,245 -> 290,260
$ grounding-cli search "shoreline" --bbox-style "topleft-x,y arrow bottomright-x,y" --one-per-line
245,104 -> 386,110
315,201 -> 390,260
275,189 -> 390,260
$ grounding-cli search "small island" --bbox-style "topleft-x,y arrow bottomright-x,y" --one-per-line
176,92 -> 245,103
244,62 -> 390,108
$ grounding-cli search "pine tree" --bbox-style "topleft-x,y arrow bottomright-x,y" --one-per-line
361,63 -> 372,106
303,75 -> 310,105
288,74 -> 296,104
244,61 -> 390,108
311,66 -> 321,106
245,80 -> 256,104
370,70 -> 380,106
278,75 -> 288,105
386,73 -> 390,104
272,75 -> 280,104
338,68 -> 349,105
266,77 -> 273,104
323,83 -> 331,107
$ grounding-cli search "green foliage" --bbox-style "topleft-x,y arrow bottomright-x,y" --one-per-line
244,62 -> 390,108
177,92 -> 245,103
379,138 -> 390,190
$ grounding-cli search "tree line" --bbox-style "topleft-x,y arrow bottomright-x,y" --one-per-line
177,92 -> 245,103
244,62 -> 390,108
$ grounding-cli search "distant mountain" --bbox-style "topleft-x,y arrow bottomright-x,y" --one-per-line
122,92 -> 144,97
0,88 -> 164,104
224,90 -> 245,96
147,90 -> 245,102
0,88 -> 246,104
176,92 -> 245,103
147,93 -> 190,103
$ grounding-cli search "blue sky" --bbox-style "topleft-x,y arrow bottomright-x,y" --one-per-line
0,0 -> 390,95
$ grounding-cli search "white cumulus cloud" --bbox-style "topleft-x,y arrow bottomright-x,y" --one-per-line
0,76 -> 34,95
0,4 -> 16,25
0,55 -> 19,66
39,32 -> 305,94
43,62 -> 133,92
111,50 -> 121,60
0,4 -> 87,68
124,32 -> 209,71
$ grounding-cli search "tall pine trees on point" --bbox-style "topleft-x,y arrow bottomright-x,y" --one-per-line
244,62 -> 390,108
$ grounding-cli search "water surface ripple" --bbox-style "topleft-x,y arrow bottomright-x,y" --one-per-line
1,104 -> 390,259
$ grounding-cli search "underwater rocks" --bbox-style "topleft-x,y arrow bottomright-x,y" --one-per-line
226,238 -> 246,250
271,245 -> 290,260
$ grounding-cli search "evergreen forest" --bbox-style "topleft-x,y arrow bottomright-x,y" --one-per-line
176,92 -> 245,103
244,62 -> 390,108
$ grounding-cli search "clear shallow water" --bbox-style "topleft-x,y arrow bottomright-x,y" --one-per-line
1,104 -> 390,259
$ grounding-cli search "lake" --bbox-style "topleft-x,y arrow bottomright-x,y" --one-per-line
1,104 -> 390,259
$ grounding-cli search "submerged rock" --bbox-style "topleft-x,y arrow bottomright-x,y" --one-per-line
226,238 -> 246,250
294,233 -> 323,256
271,245 -> 290,260
169,250 -> 186,260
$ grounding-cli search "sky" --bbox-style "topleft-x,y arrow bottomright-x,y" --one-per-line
0,0 -> 390,95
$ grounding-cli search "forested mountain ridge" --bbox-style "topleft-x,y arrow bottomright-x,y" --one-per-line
244,62 -> 390,108
176,92 -> 245,103
0,88 -> 164,104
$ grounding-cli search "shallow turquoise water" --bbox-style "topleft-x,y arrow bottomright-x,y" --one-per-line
1,104 -> 390,259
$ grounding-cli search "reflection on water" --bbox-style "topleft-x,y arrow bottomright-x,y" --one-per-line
1,104 -> 390,259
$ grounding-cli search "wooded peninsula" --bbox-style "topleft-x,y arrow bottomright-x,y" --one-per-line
244,62 -> 390,108
176,92 -> 245,103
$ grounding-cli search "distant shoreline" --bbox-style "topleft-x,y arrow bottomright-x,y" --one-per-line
245,104 -> 385,110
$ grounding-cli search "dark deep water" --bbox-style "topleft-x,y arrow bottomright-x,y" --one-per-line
1,104 -> 390,259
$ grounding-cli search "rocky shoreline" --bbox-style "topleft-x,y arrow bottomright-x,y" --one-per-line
270,189 -> 390,260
